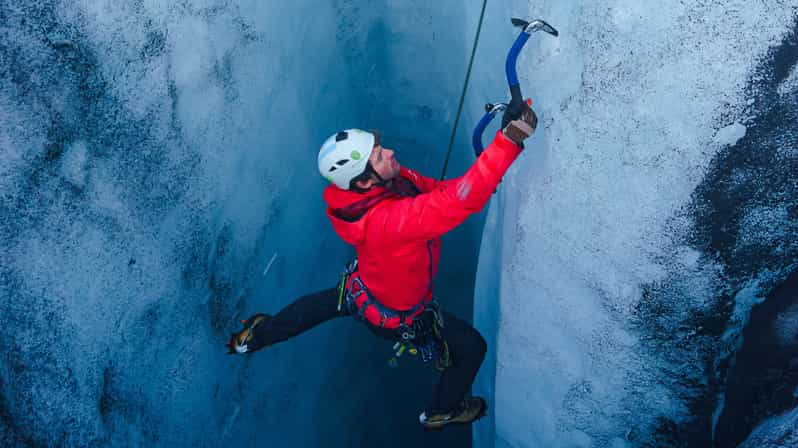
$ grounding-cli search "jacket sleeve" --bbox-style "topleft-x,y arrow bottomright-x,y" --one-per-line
374,130 -> 522,243
401,168 -> 440,193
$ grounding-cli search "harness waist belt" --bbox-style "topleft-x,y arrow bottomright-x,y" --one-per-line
346,272 -> 431,330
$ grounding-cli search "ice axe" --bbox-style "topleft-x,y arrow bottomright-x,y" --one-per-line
472,18 -> 558,155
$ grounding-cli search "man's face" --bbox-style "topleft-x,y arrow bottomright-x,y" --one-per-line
367,144 -> 401,183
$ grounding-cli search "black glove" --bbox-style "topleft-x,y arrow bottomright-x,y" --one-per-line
227,313 -> 272,354
501,98 -> 538,146
502,96 -> 528,128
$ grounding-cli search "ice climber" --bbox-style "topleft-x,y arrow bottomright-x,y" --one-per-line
228,98 -> 538,430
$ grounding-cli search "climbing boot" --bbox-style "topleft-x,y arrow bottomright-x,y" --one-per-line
227,313 -> 271,354
419,397 -> 487,430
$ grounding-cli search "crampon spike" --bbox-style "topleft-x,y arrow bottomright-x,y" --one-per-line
226,338 -> 239,355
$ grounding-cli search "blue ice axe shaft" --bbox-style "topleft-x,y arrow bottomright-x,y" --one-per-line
472,19 -> 558,156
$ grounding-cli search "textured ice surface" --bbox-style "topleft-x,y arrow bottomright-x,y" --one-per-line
0,1 -> 376,446
0,1 -> 479,446
3,1 -> 798,447
778,60 -> 798,96
773,302 -> 798,347
738,405 -> 798,448
472,1 -> 798,447
713,123 -> 747,148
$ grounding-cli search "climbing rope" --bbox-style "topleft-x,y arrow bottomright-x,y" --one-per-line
439,0 -> 488,180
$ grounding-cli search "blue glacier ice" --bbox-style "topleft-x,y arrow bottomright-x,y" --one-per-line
2,1 -> 797,447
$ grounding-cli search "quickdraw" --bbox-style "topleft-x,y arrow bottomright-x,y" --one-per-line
388,302 -> 452,372
337,259 -> 357,313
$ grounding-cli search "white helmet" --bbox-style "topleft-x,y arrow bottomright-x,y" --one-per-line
317,129 -> 375,190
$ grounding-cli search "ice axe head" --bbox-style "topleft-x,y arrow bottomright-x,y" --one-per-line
511,18 -> 559,36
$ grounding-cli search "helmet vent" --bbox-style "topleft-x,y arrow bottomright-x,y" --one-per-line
335,131 -> 348,142
336,159 -> 349,166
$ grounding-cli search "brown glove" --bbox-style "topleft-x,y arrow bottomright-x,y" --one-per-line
502,99 -> 538,146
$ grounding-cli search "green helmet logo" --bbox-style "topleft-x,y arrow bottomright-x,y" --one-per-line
350,150 -> 361,160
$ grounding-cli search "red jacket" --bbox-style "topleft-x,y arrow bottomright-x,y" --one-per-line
323,131 -> 522,326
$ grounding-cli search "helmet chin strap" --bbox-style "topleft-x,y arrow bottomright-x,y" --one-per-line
367,164 -> 389,187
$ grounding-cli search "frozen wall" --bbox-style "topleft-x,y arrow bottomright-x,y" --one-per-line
738,405 -> 798,448
0,1 -> 356,446
3,1 -> 798,447
472,1 -> 798,447
0,1 -> 477,447
715,269 -> 798,447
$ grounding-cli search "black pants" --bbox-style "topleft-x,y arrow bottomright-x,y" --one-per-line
252,287 -> 487,414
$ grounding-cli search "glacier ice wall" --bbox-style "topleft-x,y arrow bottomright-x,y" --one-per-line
0,1 -> 478,446
0,1 -> 362,445
3,1 -> 798,447
473,2 -> 798,447
738,405 -> 798,448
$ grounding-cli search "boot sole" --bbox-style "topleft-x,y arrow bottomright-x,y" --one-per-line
422,398 -> 487,431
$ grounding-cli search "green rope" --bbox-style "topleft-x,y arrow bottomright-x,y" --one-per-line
439,0 -> 488,180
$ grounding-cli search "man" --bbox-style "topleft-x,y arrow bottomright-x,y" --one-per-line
228,100 -> 537,429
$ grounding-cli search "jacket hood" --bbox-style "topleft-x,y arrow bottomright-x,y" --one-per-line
323,183 -> 387,246
323,168 -> 418,245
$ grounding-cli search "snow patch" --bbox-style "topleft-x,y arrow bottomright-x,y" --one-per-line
676,246 -> 702,268
713,123 -> 747,147
719,281 -> 767,359
59,140 -> 89,188
738,406 -> 798,448
777,63 -> 798,97
736,205 -> 790,251
772,302 -> 798,347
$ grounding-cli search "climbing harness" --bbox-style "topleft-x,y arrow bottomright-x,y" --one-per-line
440,15 -> 559,180
338,260 -> 451,371
471,18 -> 558,157
340,262 -> 430,329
